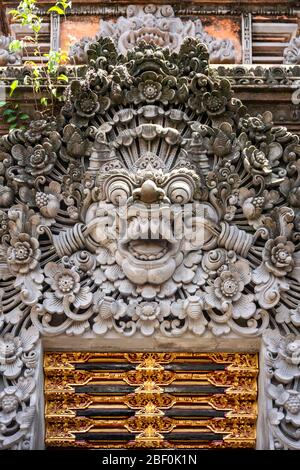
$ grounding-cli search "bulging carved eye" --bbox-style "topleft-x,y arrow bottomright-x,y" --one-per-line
167,180 -> 192,204
107,180 -> 131,206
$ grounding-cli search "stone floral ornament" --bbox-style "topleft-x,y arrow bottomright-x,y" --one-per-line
0,327 -> 39,379
7,233 -> 40,277
253,207 -> 300,311
264,331 -> 300,449
126,71 -> 175,105
204,253 -> 255,320
0,37 -> 300,449
0,117 -> 61,186
9,141 -> 59,185
0,375 -> 36,450
43,262 -> 93,315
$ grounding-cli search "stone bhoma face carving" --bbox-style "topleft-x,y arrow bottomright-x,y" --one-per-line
0,36 -> 22,66
69,4 -> 235,64
0,37 -> 300,449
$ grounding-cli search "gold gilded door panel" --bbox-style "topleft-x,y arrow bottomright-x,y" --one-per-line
44,352 -> 258,449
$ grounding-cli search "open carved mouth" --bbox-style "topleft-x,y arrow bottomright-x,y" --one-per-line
127,239 -> 169,261
125,28 -> 171,48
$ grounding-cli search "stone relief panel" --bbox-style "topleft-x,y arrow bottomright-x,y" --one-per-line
0,37 -> 300,449
69,4 -> 236,64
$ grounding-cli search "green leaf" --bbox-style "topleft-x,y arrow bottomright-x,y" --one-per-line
24,75 -> 32,85
9,39 -> 23,53
57,74 -> 68,82
0,101 -> 7,108
8,9 -> 20,16
19,114 -> 30,120
9,123 -> 18,130
3,109 -> 15,116
40,97 -> 48,106
6,115 -> 17,123
9,80 -> 19,97
48,6 -> 64,14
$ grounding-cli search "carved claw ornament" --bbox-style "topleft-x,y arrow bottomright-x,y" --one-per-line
0,37 -> 300,449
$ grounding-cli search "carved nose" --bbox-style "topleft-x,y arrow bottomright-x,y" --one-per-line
139,180 -> 163,204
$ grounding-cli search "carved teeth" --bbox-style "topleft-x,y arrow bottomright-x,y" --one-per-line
128,240 -> 168,261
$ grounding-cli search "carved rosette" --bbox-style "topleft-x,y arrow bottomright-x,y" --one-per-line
0,36 -> 300,449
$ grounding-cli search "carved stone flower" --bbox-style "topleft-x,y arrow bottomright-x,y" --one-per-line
74,89 -> 100,118
139,80 -> 162,102
71,83 -> 110,127
43,262 -> 93,314
11,141 -> 58,184
239,113 -> 273,143
273,336 -> 300,383
203,90 -> 227,115
263,236 -> 295,277
0,327 -> 39,379
7,233 -> 40,275
243,145 -> 272,175
24,118 -> 56,144
204,258 -> 255,319
131,301 -> 170,336
126,72 -> 175,105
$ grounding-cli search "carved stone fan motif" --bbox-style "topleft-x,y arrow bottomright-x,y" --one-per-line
0,38 -> 300,449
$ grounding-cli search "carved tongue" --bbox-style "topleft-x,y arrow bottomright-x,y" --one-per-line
130,239 -> 167,255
